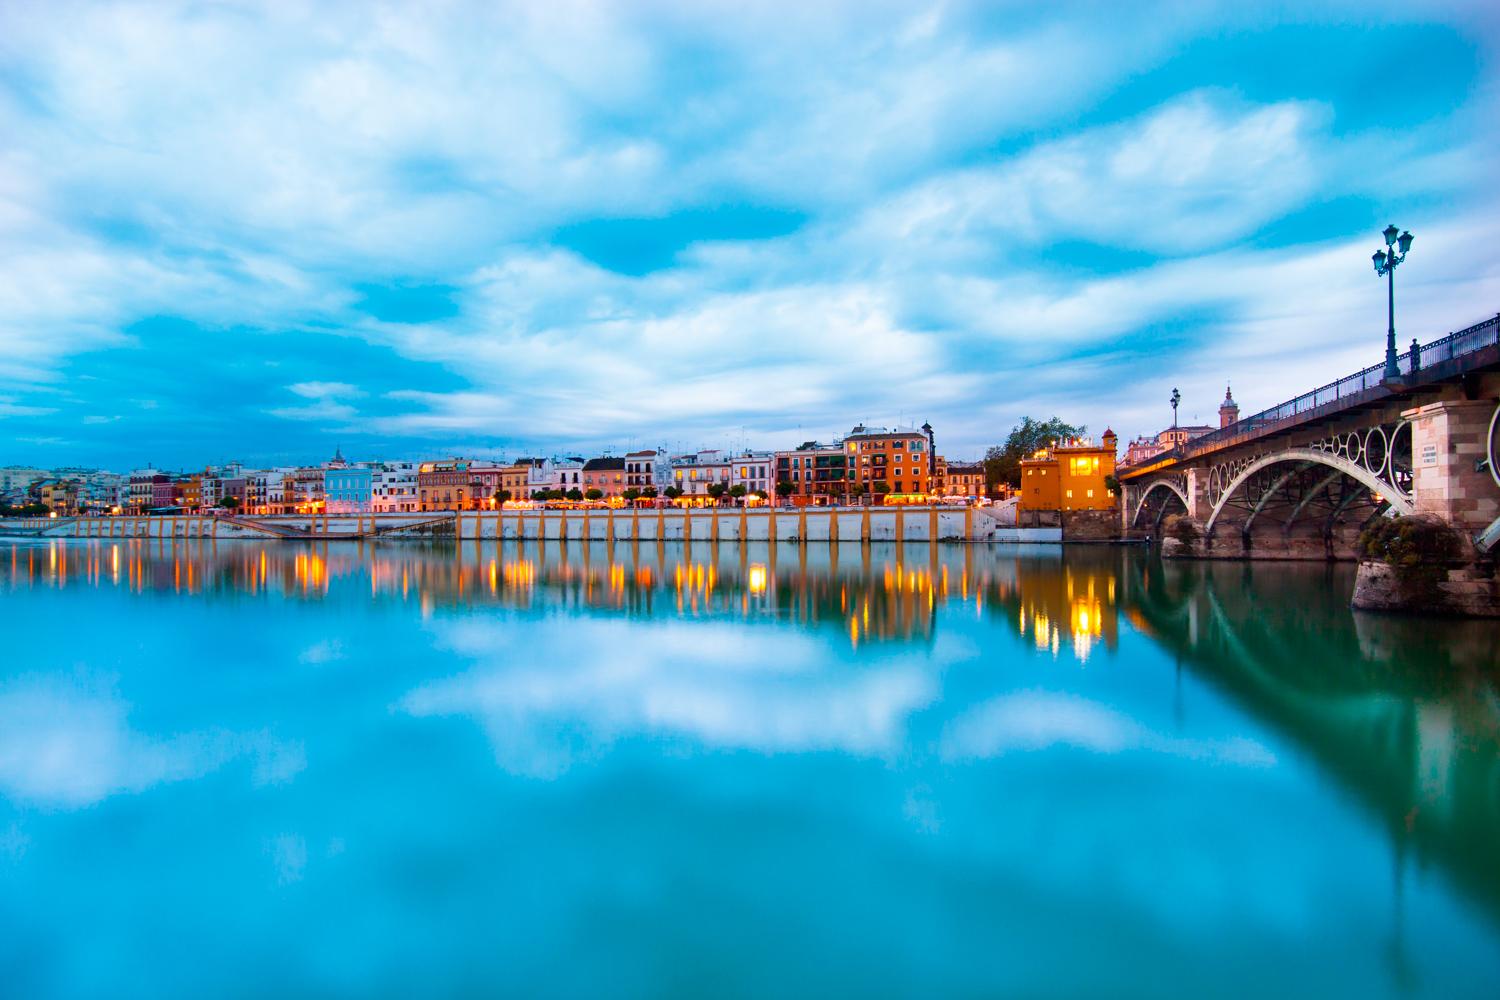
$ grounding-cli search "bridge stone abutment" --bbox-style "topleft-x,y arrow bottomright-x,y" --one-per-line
1406,395 -> 1500,541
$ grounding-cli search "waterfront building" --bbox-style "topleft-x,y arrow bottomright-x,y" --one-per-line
671,450 -> 731,499
774,441 -> 850,505
281,468 -> 326,514
1018,430 -> 1119,512
729,451 -> 773,499
511,458 -> 551,496
325,466 -> 375,513
176,474 -> 203,512
543,458 -> 584,495
417,459 -> 474,511
38,478 -> 81,515
244,468 -> 295,515
371,463 -> 419,513
0,466 -> 49,493
581,457 -> 627,498
467,463 -> 530,506
126,469 -> 163,514
845,424 -> 935,500
624,449 -> 671,494
941,461 -> 986,498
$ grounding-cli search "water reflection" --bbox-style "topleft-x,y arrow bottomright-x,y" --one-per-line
3,538 -> 1122,659
3,538 -> 1499,997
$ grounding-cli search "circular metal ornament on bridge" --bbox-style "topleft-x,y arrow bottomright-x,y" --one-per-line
1489,401 -> 1500,490
1363,426 -> 1390,480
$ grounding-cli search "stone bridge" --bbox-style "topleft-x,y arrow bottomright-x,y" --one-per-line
1120,312 -> 1500,558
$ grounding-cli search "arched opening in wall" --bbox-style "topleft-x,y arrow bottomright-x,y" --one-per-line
1206,456 -> 1402,559
1131,482 -> 1189,537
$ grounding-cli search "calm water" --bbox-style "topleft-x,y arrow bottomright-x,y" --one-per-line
2,538 -> 1498,998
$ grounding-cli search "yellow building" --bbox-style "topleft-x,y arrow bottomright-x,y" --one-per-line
1018,430 -> 1118,512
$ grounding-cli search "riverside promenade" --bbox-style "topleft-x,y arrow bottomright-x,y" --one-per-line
1,504 -> 1053,544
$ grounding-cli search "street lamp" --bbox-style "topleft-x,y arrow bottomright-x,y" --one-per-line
1170,387 -> 1181,430
1372,223 -> 1414,381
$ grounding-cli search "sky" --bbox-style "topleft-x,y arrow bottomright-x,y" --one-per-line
1,0 -> 1498,471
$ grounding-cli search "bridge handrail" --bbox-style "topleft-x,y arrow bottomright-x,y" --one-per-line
1120,311 -> 1500,474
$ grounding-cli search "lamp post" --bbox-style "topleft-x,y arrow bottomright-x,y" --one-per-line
1170,387 -> 1180,430
1372,223 -> 1414,381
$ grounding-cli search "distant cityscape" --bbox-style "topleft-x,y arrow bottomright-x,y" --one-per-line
1,398 -> 1239,519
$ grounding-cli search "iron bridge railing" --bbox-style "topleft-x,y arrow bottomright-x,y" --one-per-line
1121,310 -> 1500,474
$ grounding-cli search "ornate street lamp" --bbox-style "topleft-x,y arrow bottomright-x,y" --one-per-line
1170,387 -> 1181,430
1372,223 -> 1414,380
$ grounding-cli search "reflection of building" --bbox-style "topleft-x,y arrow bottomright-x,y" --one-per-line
1019,430 -> 1118,513
1008,558 -> 1119,662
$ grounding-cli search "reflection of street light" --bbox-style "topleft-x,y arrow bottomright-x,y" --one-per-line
1170,387 -> 1181,430
1372,223 -> 1414,381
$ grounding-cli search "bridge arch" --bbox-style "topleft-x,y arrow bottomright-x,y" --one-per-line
1204,449 -> 1415,546
1128,480 -> 1191,532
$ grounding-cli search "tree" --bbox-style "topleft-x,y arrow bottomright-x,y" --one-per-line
874,482 -> 891,495
984,416 -> 1086,489
623,488 -> 641,502
706,482 -> 728,500
641,486 -> 658,499
493,489 -> 512,506
584,488 -> 604,501
218,496 -> 241,510
775,480 -> 796,498
752,489 -> 768,500
532,490 -> 547,501
566,488 -> 584,502
663,486 -> 683,499
728,485 -> 747,502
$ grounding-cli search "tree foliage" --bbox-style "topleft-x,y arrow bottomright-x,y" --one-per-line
984,416 -> 1086,488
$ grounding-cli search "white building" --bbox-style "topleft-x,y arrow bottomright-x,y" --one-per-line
371,462 -> 419,513
545,457 -> 584,494
671,450 -> 731,498
0,467 -> 49,493
728,451 -> 774,498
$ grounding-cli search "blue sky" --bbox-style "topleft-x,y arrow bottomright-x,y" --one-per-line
1,1 -> 1497,470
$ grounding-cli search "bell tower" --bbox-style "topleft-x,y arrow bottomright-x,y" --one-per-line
1219,385 -> 1239,428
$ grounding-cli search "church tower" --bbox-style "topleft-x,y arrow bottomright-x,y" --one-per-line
1219,385 -> 1239,428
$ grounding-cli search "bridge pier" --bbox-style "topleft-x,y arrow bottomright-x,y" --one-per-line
1406,398 -> 1499,539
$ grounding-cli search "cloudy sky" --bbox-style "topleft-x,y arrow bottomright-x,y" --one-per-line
2,1 -> 1498,470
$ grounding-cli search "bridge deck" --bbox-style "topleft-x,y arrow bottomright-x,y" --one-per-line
1121,312 -> 1499,478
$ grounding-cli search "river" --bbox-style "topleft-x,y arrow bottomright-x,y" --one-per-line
1,538 -> 1497,997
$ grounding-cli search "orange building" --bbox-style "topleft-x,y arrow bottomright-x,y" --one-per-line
1018,430 -> 1118,512
845,424 -> 935,500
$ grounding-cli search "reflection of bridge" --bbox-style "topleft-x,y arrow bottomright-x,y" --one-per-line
1123,556 -> 1500,930
1120,313 -> 1500,557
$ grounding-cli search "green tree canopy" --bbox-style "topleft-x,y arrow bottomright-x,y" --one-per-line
566,488 -> 584,501
663,486 -> 683,499
984,416 -> 1086,488
584,488 -> 604,501
622,488 -> 641,502
775,480 -> 796,497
